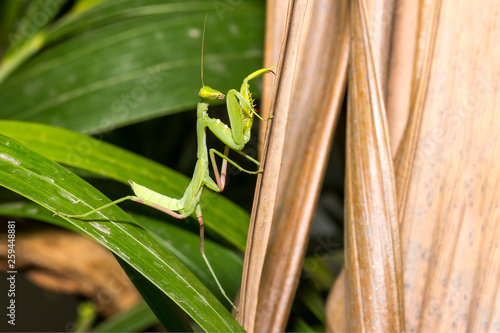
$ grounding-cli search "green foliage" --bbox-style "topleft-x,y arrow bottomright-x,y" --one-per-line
0,0 -> 265,331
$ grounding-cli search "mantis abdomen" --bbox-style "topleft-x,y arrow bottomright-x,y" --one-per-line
130,180 -> 184,212
129,158 -> 206,218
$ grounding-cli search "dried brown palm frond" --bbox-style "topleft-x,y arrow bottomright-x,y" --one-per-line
242,0 -> 349,331
237,1 -> 311,330
240,0 -> 500,332
393,0 -> 500,331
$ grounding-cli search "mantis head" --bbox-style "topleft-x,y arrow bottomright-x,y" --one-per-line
198,86 -> 225,101
198,16 -> 224,102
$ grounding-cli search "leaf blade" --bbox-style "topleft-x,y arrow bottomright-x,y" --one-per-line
0,120 -> 249,251
0,135 -> 243,332
0,1 -> 266,134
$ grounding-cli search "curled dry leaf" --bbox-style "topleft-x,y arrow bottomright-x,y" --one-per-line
343,0 -> 404,331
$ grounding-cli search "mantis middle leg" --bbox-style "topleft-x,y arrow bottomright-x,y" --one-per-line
209,146 -> 262,191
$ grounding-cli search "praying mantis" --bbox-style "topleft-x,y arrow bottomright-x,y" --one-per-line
54,18 -> 276,310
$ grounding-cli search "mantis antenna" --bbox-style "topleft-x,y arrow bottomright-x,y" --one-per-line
201,14 -> 208,87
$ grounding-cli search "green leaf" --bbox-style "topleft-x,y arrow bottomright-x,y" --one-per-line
0,200 -> 243,302
290,316 -> 317,333
0,200 -> 78,232
117,256 -> 194,332
0,120 -> 249,250
91,301 -> 158,332
0,1 -> 26,51
4,0 -> 65,58
73,301 -> 99,332
133,212 -> 243,301
0,135 -> 244,332
297,283 -> 326,325
0,0 -> 265,133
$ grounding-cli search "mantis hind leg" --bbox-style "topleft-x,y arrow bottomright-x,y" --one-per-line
53,195 -> 186,220
55,180 -> 187,220
54,196 -> 136,219
54,190 -> 236,310
196,204 -> 237,311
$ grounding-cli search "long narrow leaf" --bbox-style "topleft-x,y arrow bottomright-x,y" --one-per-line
0,1 -> 265,134
4,0 -> 65,58
92,300 -> 158,332
0,201 -> 243,303
0,135 -> 243,332
0,120 -> 249,250
116,256 -> 194,332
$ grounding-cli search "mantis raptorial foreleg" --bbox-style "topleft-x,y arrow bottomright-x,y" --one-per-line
205,67 -> 276,152
204,66 -> 275,190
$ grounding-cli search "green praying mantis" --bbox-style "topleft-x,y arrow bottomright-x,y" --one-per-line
54,18 -> 276,310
